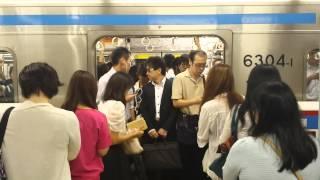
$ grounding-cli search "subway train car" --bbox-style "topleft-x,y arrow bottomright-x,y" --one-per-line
0,0 -> 318,133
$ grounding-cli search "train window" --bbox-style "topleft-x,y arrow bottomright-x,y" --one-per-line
304,48 -> 320,101
0,50 -> 15,103
95,36 -> 225,79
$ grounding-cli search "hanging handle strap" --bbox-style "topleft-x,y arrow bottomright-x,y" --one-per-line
262,137 -> 303,180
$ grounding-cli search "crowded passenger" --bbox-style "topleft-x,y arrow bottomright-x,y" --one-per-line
197,64 -> 243,179
98,72 -> 144,180
97,62 -> 112,80
3,62 -> 81,180
135,64 -> 149,89
140,56 -> 178,179
223,81 -> 320,179
163,54 -> 176,79
219,65 -> 282,143
97,47 -> 133,103
306,48 -> 320,100
61,70 -> 112,180
0,60 -> 14,103
211,57 -> 223,67
130,64 -> 149,91
174,54 -> 190,75
172,50 -> 208,180
129,65 -> 138,85
97,47 -> 135,121
140,56 -> 177,143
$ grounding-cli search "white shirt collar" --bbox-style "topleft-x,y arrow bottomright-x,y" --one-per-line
152,77 -> 166,87
17,100 -> 53,110
109,67 -> 117,75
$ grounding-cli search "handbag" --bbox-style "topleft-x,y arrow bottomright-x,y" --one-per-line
122,137 -> 144,155
0,107 -> 15,180
176,113 -> 199,145
142,141 -> 182,170
209,105 -> 240,178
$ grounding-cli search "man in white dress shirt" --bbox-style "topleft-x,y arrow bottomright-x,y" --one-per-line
97,47 -> 135,121
140,56 -> 178,180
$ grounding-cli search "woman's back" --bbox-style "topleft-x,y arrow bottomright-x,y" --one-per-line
198,95 -> 230,179
3,101 -> 81,180
70,108 -> 111,180
223,136 -> 320,180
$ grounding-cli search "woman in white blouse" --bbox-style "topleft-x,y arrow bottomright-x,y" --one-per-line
223,81 -> 320,180
98,72 -> 143,180
197,64 -> 243,179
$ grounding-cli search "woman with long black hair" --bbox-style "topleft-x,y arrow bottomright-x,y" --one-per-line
219,65 -> 282,142
223,81 -> 320,179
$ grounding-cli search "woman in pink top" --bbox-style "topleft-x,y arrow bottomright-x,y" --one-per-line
62,70 -> 112,180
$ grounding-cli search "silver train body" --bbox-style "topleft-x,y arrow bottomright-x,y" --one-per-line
0,0 -> 319,105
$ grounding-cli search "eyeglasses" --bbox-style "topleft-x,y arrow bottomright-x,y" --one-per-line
146,68 -> 155,72
193,63 -> 206,68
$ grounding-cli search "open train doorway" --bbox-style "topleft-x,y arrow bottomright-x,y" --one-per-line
88,30 -> 233,81
0,49 -> 16,103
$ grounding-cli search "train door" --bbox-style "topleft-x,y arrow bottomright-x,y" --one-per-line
0,48 -> 16,103
87,30 -> 233,79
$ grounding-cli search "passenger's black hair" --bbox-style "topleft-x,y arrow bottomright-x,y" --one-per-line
175,54 -> 189,67
129,65 -> 138,83
250,81 -> 317,172
61,70 -> 97,112
179,54 -> 190,65
136,64 -> 147,78
163,54 -> 175,69
146,56 -> 166,76
238,65 -> 281,127
189,50 -> 207,63
102,72 -> 133,105
97,62 -> 112,80
19,62 -> 62,99
110,47 -> 131,66
174,54 -> 190,75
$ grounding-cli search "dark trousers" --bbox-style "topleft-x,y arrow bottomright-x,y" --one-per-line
101,145 -> 132,180
146,169 -> 183,180
179,143 -> 208,180
129,154 -> 148,180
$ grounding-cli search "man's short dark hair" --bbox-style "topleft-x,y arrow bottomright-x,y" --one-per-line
189,50 -> 207,63
146,56 -> 166,76
19,62 -> 62,99
110,47 -> 131,65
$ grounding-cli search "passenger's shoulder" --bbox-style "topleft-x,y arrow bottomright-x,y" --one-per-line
230,137 -> 256,152
90,109 -> 108,122
99,100 -> 125,110
143,82 -> 153,89
51,107 -> 77,120
98,71 -> 112,83
174,72 -> 186,80
202,99 -> 223,110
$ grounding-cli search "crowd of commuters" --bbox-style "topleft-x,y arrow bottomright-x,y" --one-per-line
0,46 -> 319,180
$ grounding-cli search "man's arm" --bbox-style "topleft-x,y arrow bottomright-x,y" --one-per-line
172,97 -> 202,108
